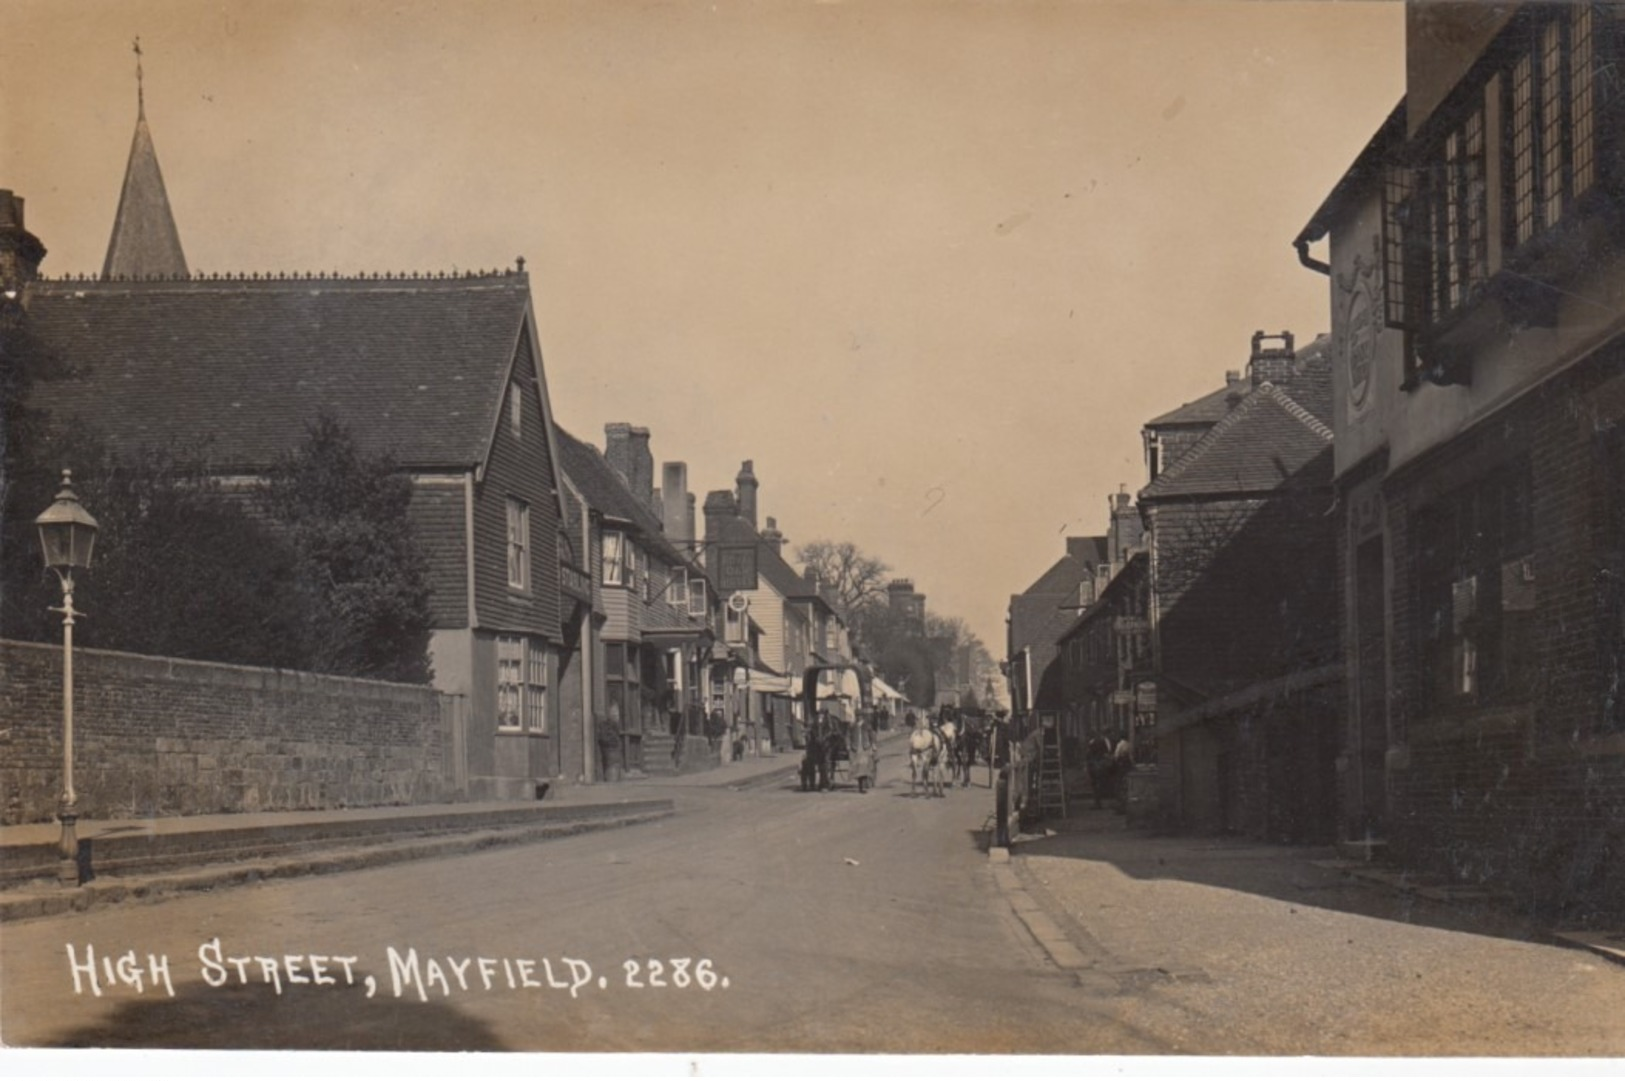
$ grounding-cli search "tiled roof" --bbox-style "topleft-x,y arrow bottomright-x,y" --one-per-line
1287,334 -> 1333,425
554,426 -> 686,565
1144,333 -> 1332,429
23,274 -> 532,471
1008,541 -> 1099,655
1145,381 -> 1246,428
1139,383 -> 1333,501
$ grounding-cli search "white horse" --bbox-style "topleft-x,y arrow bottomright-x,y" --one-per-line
909,725 -> 946,798
939,720 -> 961,785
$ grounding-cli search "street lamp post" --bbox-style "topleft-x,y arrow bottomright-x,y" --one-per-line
33,470 -> 99,887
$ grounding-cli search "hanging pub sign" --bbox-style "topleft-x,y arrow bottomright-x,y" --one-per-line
716,543 -> 759,592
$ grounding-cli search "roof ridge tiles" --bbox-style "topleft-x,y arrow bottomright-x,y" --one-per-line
36,266 -> 528,285
1140,383 -> 1331,499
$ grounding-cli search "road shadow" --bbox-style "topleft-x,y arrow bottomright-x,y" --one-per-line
37,979 -> 507,1050
1008,807 -> 1556,946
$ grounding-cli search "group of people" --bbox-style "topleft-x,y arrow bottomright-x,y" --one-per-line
1085,730 -> 1135,811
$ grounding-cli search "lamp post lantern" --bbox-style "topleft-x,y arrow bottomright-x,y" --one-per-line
33,469 -> 98,886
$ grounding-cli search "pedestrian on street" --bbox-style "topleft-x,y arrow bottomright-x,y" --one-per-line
1086,732 -> 1112,809
1111,730 -> 1133,813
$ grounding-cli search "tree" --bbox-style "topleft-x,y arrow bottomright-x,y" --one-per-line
795,539 -> 890,621
260,414 -> 434,684
2,426 -> 309,665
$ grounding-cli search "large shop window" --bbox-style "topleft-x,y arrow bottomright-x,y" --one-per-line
1413,461 -> 1536,713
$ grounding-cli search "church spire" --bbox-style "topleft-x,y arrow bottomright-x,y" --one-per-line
102,38 -> 189,281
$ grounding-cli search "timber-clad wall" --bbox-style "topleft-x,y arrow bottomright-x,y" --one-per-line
473,334 -> 561,639
408,478 -> 470,627
0,639 -> 450,825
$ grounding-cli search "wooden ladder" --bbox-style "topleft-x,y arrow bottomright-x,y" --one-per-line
1037,717 -> 1066,819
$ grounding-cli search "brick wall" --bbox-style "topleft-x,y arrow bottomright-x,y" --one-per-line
1,640 -> 452,825
1151,493 -> 1339,695
1382,348 -> 1625,922
1161,669 -> 1342,843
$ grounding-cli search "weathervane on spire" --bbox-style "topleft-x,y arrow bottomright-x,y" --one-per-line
133,36 -> 144,116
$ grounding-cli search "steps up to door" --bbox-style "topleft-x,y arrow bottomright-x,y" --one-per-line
641,732 -> 678,776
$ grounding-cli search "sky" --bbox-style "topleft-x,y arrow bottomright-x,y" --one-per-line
0,0 -> 1405,656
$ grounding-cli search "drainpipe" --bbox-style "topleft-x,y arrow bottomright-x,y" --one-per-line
565,477 -> 597,784
1294,234 -> 1330,276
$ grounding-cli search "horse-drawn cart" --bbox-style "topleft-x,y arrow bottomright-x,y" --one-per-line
798,663 -> 878,793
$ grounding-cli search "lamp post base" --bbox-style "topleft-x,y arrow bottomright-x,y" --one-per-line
57,810 -> 80,887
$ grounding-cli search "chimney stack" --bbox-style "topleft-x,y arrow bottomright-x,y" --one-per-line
662,462 -> 690,544
604,423 -> 655,508
0,190 -> 46,292
1109,484 -> 1144,565
703,490 -> 737,550
736,460 -> 759,528
761,515 -> 786,554
1248,330 -> 1296,387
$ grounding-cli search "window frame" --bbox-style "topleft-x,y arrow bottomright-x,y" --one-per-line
496,635 -> 525,731
602,529 -> 627,587
1412,459 -> 1536,716
525,639 -> 548,734
506,498 -> 530,593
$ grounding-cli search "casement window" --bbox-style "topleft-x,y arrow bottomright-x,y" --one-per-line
498,636 -> 548,733
1413,460 -> 1535,714
506,498 -> 530,592
1509,6 -> 1598,246
1386,4 -> 1609,374
602,530 -> 626,586
687,574 -> 707,618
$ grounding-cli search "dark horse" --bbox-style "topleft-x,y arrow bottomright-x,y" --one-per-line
800,713 -> 842,791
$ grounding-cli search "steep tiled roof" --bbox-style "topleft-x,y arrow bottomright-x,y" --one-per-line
1139,383 -> 1333,501
554,426 -> 685,564
1145,381 -> 1246,428
1008,539 -> 1100,656
24,274 -> 532,471
1144,333 -> 1332,429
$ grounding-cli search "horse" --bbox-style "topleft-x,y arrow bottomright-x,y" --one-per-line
909,725 -> 946,798
800,714 -> 834,792
939,719 -> 965,786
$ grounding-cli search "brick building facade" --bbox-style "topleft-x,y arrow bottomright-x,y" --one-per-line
1297,1 -> 1625,919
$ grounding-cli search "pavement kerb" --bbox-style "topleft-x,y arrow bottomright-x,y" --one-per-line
0,805 -> 674,924
989,858 -> 1091,972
